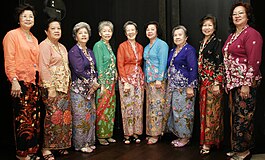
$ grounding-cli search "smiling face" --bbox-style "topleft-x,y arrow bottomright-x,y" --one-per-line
201,19 -> 215,38
46,21 -> 61,42
232,6 -> 248,28
19,10 -> 34,30
76,27 -> 89,45
125,24 -> 137,41
146,24 -> 158,40
99,25 -> 113,43
173,28 -> 187,47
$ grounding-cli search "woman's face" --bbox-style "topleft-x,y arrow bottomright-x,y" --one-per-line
99,25 -> 113,42
202,19 -> 215,37
46,21 -> 61,41
125,24 -> 137,41
173,28 -> 187,46
232,6 -> 248,28
76,27 -> 89,44
19,10 -> 34,30
146,24 -> 157,40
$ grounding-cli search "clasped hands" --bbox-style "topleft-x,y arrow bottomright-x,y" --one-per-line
88,81 -> 100,95
186,87 -> 194,99
240,85 -> 250,99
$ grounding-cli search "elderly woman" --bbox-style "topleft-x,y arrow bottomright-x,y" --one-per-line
93,21 -> 118,146
3,4 -> 41,160
68,22 -> 99,153
223,2 -> 263,160
117,21 -> 144,144
143,21 -> 169,145
166,25 -> 198,148
39,18 -> 72,160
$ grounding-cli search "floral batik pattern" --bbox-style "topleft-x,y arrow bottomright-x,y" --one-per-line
145,81 -> 166,136
71,92 -> 96,150
119,80 -> 144,136
42,88 -> 72,149
14,82 -> 41,157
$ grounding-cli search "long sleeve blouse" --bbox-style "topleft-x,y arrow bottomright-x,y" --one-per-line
93,40 -> 117,89
222,26 -> 263,90
143,38 -> 169,83
3,28 -> 39,83
117,40 -> 144,86
167,43 -> 198,91
68,44 -> 97,81
198,35 -> 224,86
39,39 -> 70,94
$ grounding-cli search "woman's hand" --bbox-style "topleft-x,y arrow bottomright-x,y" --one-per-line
240,85 -> 250,99
186,87 -> 194,99
212,85 -> 220,96
155,80 -> 162,89
11,79 -> 21,98
124,82 -> 130,93
88,81 -> 100,95
48,87 -> 56,103
100,85 -> 105,96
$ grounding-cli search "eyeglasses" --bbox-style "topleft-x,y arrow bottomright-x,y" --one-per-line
232,11 -> 245,17
20,15 -> 34,20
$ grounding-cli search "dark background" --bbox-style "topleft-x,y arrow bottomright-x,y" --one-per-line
1,0 -> 264,154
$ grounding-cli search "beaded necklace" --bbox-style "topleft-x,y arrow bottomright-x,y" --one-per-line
223,25 -> 248,53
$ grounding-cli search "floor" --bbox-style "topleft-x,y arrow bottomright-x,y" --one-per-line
3,131 -> 265,160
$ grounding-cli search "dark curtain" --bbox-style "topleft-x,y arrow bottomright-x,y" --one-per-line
1,0 -> 264,153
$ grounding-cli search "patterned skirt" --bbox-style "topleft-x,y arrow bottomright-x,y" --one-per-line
118,80 -> 144,136
41,88 -> 72,150
199,83 -> 224,146
167,87 -> 196,138
70,91 -> 96,150
95,82 -> 116,138
145,80 -> 166,136
13,82 -> 41,157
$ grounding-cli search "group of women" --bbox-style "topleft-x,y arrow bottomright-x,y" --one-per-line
3,2 -> 262,160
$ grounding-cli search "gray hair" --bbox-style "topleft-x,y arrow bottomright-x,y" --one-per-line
172,25 -> 188,37
123,21 -> 138,33
72,22 -> 91,39
98,20 -> 114,32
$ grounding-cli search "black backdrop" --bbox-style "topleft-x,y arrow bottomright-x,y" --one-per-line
1,0 -> 264,153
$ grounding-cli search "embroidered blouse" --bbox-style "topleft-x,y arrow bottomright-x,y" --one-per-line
117,40 -> 144,86
167,43 -> 198,91
143,38 -> 169,83
3,28 -> 39,83
198,35 -> 224,86
93,40 -> 117,89
222,26 -> 263,90
39,39 -> 71,94
68,44 -> 97,99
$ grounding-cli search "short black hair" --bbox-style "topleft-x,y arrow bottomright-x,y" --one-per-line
199,14 -> 217,34
43,17 -> 61,31
144,21 -> 163,38
228,2 -> 255,33
15,3 -> 36,23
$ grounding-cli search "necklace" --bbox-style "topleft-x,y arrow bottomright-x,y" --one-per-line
224,25 -> 248,53
170,43 -> 187,67
46,38 -> 61,54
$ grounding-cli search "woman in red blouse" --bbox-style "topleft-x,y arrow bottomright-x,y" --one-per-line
223,2 -> 263,160
117,21 -> 144,144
